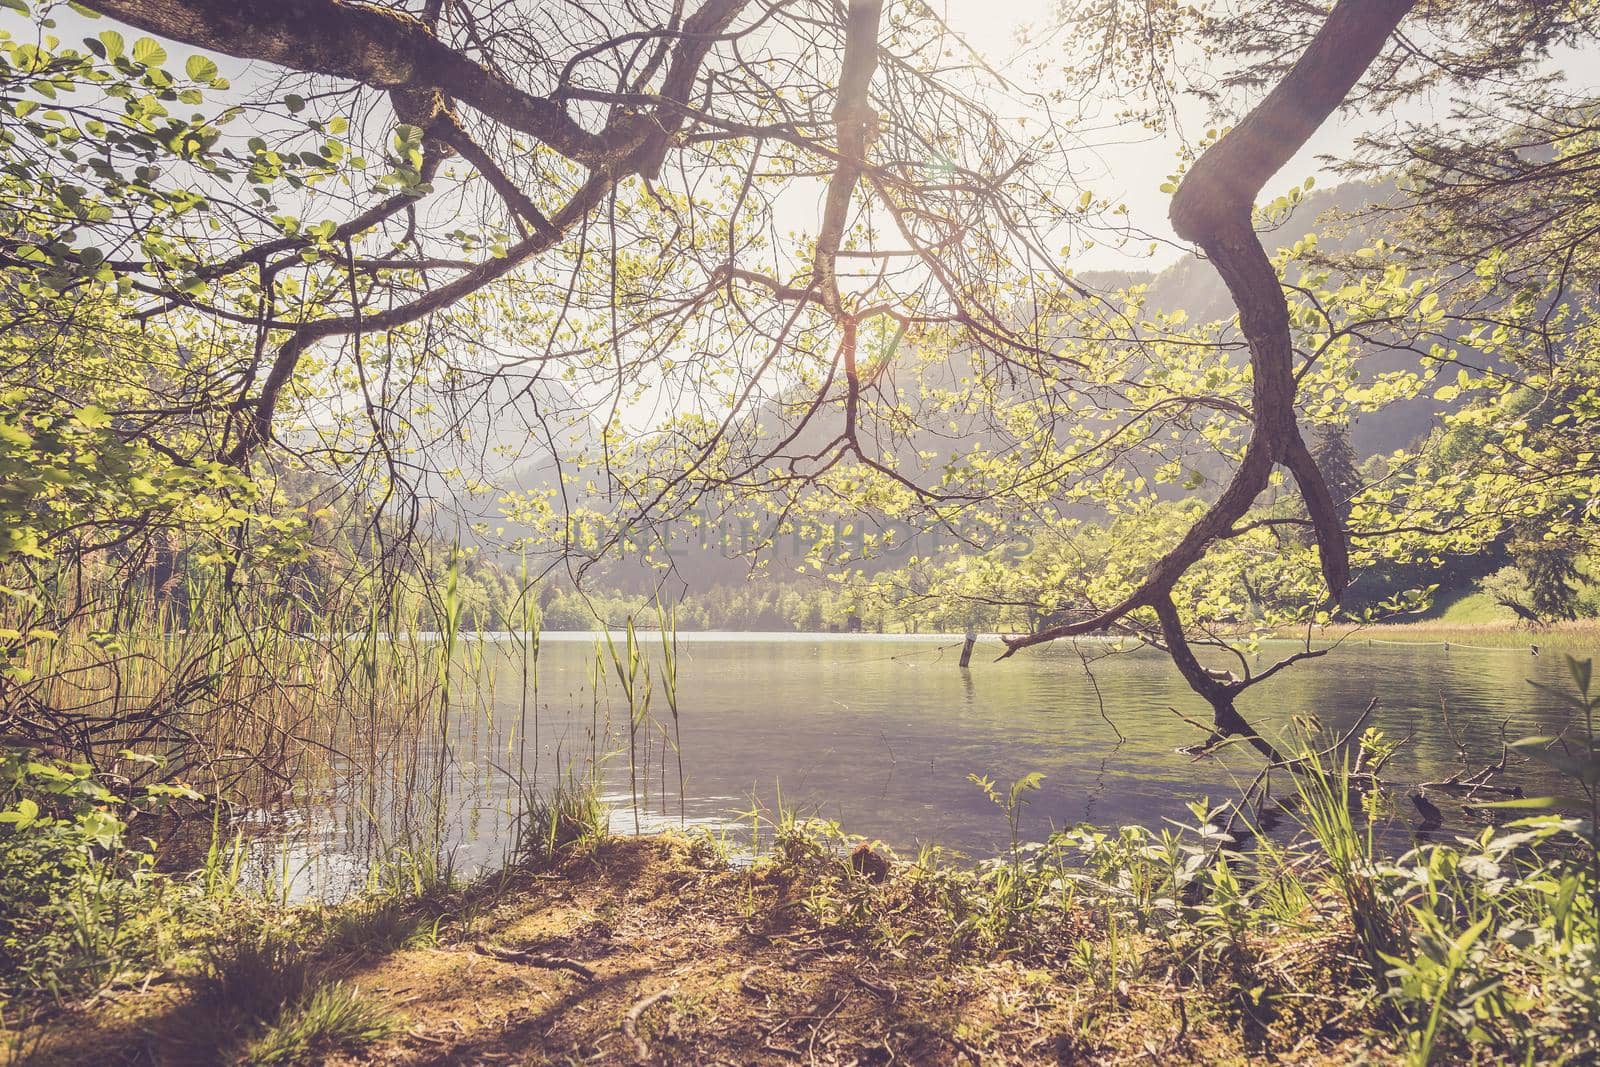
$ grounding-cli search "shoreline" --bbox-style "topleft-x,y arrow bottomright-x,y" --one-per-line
8,834 -> 1382,1065
1269,618 -> 1600,652
10,798 -> 1594,1065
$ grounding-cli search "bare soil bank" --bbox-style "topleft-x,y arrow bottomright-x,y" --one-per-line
18,835 -> 1385,1065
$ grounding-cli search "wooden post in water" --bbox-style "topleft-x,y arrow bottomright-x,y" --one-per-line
958,630 -> 977,669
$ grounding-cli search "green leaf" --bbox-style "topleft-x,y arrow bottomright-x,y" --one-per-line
74,404 -> 112,429
1471,796 -> 1557,810
131,37 -> 166,68
76,809 -> 125,849
0,797 -> 39,828
1515,741 -> 1600,784
185,54 -> 218,82
393,123 -> 424,154
1451,915 -> 1493,962
0,419 -> 32,447
1525,680 -> 1585,707
1566,656 -> 1592,697
97,30 -> 125,61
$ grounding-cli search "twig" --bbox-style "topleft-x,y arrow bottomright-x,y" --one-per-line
622,986 -> 678,1061
406,1026 -> 451,1046
738,964 -> 764,998
1074,639 -> 1125,742
1440,693 -> 1468,763
473,941 -> 595,981
1368,729 -> 1412,777
851,970 -> 899,1003
1419,723 -> 1523,799
806,989 -> 851,1059
1261,697 -> 1383,782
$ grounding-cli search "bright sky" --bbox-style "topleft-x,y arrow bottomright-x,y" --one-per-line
931,0 -> 1395,271
936,0 -> 1599,271
7,0 -> 1499,275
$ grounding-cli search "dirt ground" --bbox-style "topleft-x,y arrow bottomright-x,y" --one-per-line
12,836 -> 1377,1065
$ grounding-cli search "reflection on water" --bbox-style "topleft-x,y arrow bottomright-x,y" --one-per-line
243,633 -> 1591,899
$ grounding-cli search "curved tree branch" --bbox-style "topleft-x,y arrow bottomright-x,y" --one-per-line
82,0 -> 611,163
1004,0 -> 1417,748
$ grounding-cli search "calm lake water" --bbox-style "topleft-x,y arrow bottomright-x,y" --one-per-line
248,633 -> 1593,899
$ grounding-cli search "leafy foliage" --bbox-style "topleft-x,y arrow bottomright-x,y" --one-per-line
0,747 -> 202,1008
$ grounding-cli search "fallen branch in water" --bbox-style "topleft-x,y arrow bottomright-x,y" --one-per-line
1420,718 -> 1524,799
1419,769 -> 1524,799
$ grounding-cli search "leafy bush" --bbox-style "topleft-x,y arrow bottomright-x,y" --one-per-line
0,748 -> 202,1010
1375,656 -> 1598,1060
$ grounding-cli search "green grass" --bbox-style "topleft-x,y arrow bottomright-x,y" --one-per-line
1279,616 -> 1600,651
1430,590 -> 1518,625
198,930 -> 311,1025
313,894 -> 443,956
188,923 -> 400,1063
510,774 -> 609,867
237,981 -> 398,1065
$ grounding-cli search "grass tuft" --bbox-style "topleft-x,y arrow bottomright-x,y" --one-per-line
511,774 -> 608,867
197,930 -> 310,1025
237,981 -> 398,1065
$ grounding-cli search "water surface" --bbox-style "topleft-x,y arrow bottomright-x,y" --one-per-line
248,633 -> 1591,898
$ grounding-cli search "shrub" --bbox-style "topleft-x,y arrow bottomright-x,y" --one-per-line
0,747 -> 204,1010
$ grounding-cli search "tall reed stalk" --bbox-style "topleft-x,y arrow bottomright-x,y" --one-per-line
587,638 -> 605,786
507,556 -> 542,788
655,598 -> 685,824
430,551 -> 464,862
1290,746 -> 1402,981
602,619 -> 651,834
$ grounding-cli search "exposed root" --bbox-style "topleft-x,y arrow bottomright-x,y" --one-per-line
737,964 -> 764,999
473,940 -> 596,981
621,986 -> 677,1061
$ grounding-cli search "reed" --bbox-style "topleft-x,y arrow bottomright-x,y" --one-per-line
655,597 -> 685,824
602,618 -> 653,834
1287,744 -> 1404,980
509,772 -> 608,867
505,556 -> 542,786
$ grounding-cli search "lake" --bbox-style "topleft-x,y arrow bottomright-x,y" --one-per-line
244,633 -> 1592,899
